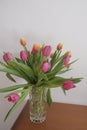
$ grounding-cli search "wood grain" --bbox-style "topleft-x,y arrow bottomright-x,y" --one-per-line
11,101 -> 87,130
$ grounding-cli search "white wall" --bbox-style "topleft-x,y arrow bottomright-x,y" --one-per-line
0,0 -> 87,130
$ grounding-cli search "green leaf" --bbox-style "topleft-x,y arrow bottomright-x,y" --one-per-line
9,61 -> 29,82
0,68 -> 22,77
61,87 -> 66,95
51,50 -> 63,69
15,58 -> 24,63
13,88 -> 29,94
16,62 -> 33,76
12,61 -> 34,81
47,60 -> 64,79
58,68 -> 71,74
69,59 -> 78,66
0,83 -> 30,93
0,61 -> 8,68
47,88 -> 52,106
38,72 -> 48,81
6,73 -> 16,82
71,77 -> 83,83
4,90 -> 29,121
8,61 -> 33,82
52,61 -> 63,73
50,50 -> 57,68
41,77 -> 83,88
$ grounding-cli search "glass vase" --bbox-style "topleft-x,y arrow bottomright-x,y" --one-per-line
29,87 -> 47,123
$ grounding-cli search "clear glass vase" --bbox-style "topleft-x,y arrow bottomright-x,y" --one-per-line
29,87 -> 47,123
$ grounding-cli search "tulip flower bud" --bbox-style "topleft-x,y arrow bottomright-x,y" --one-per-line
20,50 -> 28,61
62,80 -> 76,90
3,52 -> 13,63
63,55 -> 70,65
8,93 -> 20,103
66,63 -> 70,68
20,37 -> 26,46
65,51 -> 72,57
31,43 -> 41,54
50,52 -> 54,58
42,45 -> 52,57
41,61 -> 51,73
57,43 -> 63,50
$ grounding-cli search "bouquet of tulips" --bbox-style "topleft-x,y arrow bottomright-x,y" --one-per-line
0,38 -> 82,120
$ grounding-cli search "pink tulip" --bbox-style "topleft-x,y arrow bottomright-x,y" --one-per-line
41,61 -> 51,73
8,93 -> 20,103
20,50 -> 28,61
3,52 -> 13,63
42,45 -> 52,57
62,80 -> 76,90
63,55 -> 70,65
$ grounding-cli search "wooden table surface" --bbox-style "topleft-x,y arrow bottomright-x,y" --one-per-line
11,101 -> 87,130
